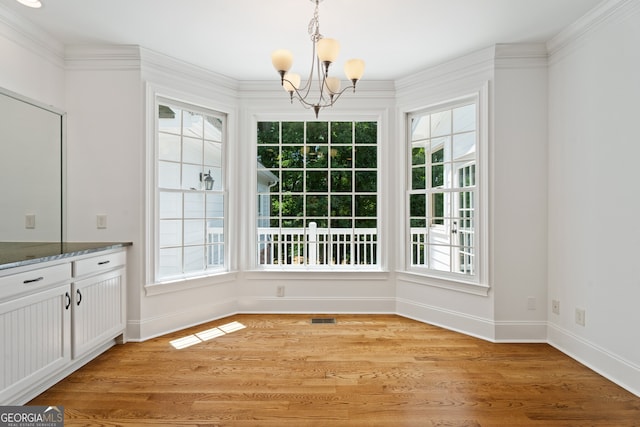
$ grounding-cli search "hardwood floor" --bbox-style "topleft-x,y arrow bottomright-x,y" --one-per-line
29,314 -> 640,426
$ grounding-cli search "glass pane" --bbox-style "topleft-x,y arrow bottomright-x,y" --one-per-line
280,194 -> 303,217
355,218 -> 376,228
206,193 -> 224,217
183,111 -> 203,138
431,164 -> 444,188
281,146 -> 304,168
184,193 -> 204,219
282,170 -> 303,192
431,110 -> 451,137
183,245 -> 204,273
158,161 -> 180,189
183,136 -> 203,164
158,132 -> 181,161
430,244 -> 451,272
204,141 -> 222,168
411,115 -> 429,141
257,146 -> 279,169
355,195 -> 376,217
454,163 -> 476,189
207,244 -> 224,267
355,122 -> 377,143
159,191 -> 181,219
306,195 -> 328,216
410,194 -> 425,217
331,171 -> 352,192
306,171 -> 328,192
184,220 -> 204,245
453,103 -> 476,133
307,122 -> 328,143
431,138 -> 450,162
159,219 -> 182,247
158,105 -> 181,133
330,146 -> 352,168
257,122 -> 280,144
331,218 -> 352,229
331,195 -> 352,216
452,132 -> 476,161
282,122 -> 304,144
331,122 -> 352,143
306,145 -> 328,168
204,116 -> 223,141
159,247 -> 182,277
355,146 -> 376,168
181,164 -> 201,190
412,146 -> 425,166
412,166 -> 426,190
355,171 -> 376,192
431,193 -> 444,221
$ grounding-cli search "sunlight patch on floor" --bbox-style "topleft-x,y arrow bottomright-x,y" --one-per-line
170,321 -> 246,350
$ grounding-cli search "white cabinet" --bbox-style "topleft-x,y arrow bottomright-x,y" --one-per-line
0,247 -> 127,405
0,264 -> 72,404
71,250 -> 126,358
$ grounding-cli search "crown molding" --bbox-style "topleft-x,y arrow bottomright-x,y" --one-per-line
494,43 -> 548,69
0,2 -> 64,69
140,47 -> 239,97
64,45 -> 141,70
547,0 -> 640,63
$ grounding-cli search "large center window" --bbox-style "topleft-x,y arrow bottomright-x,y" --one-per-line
256,121 -> 379,268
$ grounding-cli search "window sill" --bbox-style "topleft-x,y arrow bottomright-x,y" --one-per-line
245,269 -> 390,282
145,270 -> 238,296
396,270 -> 490,296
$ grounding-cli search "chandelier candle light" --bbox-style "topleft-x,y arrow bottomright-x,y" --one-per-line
271,0 -> 365,118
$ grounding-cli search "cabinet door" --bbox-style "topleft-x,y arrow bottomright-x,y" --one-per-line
72,268 -> 124,359
0,284 -> 71,404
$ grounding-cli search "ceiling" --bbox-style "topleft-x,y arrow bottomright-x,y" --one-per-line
1,0 -> 601,81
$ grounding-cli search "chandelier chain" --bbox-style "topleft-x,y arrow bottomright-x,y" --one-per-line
308,0 -> 322,42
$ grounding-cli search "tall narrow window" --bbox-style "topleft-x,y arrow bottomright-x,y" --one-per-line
156,99 -> 226,281
257,121 -> 379,268
408,99 -> 477,277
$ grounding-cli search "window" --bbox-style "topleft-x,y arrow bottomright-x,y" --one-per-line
256,121 -> 378,268
155,99 -> 226,281
408,99 -> 477,277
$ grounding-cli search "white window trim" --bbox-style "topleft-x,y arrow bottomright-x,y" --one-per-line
144,84 -> 236,295
249,111 -> 388,272
402,84 -> 490,292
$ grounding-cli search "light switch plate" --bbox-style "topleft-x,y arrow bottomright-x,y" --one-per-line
25,214 -> 35,229
97,214 -> 107,229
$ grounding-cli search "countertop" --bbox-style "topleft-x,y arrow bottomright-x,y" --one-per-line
0,242 -> 132,271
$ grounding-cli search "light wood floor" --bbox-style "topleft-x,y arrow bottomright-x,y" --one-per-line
30,314 -> 640,426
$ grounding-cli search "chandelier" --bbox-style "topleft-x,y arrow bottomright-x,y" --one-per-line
271,0 -> 365,118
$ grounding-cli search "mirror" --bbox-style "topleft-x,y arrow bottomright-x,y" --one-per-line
0,87 -> 64,242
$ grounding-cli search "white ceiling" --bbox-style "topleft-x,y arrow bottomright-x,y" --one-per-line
1,0 -> 601,81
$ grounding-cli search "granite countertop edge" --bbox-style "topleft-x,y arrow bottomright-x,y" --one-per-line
0,242 -> 132,271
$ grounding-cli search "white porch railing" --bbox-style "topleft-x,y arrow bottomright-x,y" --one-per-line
257,222 -> 377,266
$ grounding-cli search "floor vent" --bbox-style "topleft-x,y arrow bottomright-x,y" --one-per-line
311,318 -> 336,324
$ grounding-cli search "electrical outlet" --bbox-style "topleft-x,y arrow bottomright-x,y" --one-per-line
25,214 -> 36,229
552,300 -> 560,315
575,308 -> 586,326
527,297 -> 536,311
277,286 -> 285,297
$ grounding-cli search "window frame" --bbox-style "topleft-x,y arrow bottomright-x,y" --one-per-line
149,95 -> 230,288
405,92 -> 488,290
253,117 -> 382,271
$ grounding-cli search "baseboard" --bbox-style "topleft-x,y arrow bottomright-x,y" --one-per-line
129,297 -> 238,342
494,320 -> 548,342
396,297 -> 495,341
548,323 -> 640,397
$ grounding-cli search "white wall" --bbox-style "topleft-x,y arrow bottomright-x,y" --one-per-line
547,0 -> 640,395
